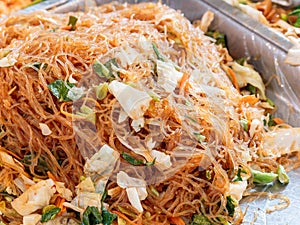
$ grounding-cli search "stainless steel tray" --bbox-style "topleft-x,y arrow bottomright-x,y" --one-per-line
49,0 -> 300,224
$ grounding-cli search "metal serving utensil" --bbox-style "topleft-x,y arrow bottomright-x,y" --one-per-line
19,0 -> 69,13
272,0 -> 300,7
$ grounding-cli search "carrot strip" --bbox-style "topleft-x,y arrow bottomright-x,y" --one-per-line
169,217 -> 185,225
239,95 -> 259,105
47,171 -> 57,181
273,117 -> 285,125
179,73 -> 190,93
227,67 -> 240,93
56,197 -> 66,216
0,146 -> 22,160
112,210 -> 139,225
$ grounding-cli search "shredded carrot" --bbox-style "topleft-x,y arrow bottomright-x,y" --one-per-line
227,67 -> 240,93
0,146 -> 22,160
169,217 -> 185,225
239,95 -> 259,105
55,197 -> 66,216
112,210 -> 139,225
273,117 -> 285,125
61,25 -> 72,30
47,171 -> 57,181
179,73 -> 190,93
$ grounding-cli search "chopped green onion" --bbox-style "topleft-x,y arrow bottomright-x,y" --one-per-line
117,206 -> 137,218
68,16 -> 78,31
149,185 -> 160,197
232,167 -> 243,182
277,165 -> 289,184
121,152 -> 155,166
76,105 -> 96,124
206,170 -> 212,180
226,196 -> 236,217
240,118 -> 249,132
193,132 -> 206,143
280,13 -> 288,22
41,205 -> 61,222
205,30 -> 226,47
266,98 -> 275,107
24,0 -> 46,8
102,207 -> 117,225
48,79 -> 75,102
82,206 -> 102,225
252,169 -> 278,184
191,214 -> 212,225
245,84 -> 257,95
95,83 -> 109,100
152,42 -> 164,61
93,58 -> 118,80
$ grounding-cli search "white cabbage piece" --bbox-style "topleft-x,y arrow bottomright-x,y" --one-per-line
150,150 -> 172,170
125,187 -> 144,212
11,179 -> 56,216
84,144 -> 120,194
131,118 -> 145,132
263,128 -> 300,157
67,86 -> 85,101
72,191 -> 102,210
54,181 -> 73,201
23,213 -> 41,225
117,171 -> 147,212
0,56 -> 17,67
228,180 -> 248,201
238,4 -> 269,25
115,46 -> 139,67
13,174 -> 35,193
39,123 -> 52,136
108,81 -> 152,120
229,62 -> 266,100
156,60 -> 183,93
249,118 -> 263,138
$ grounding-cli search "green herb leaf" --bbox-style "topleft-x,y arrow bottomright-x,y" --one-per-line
41,206 -> 61,222
252,169 -> 278,185
48,80 -> 75,102
68,16 -> 78,31
226,196 -> 236,217
190,214 -> 212,225
102,208 -> 117,225
121,152 -> 155,166
82,206 -> 102,225
277,165 -> 289,184
152,42 -> 164,61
